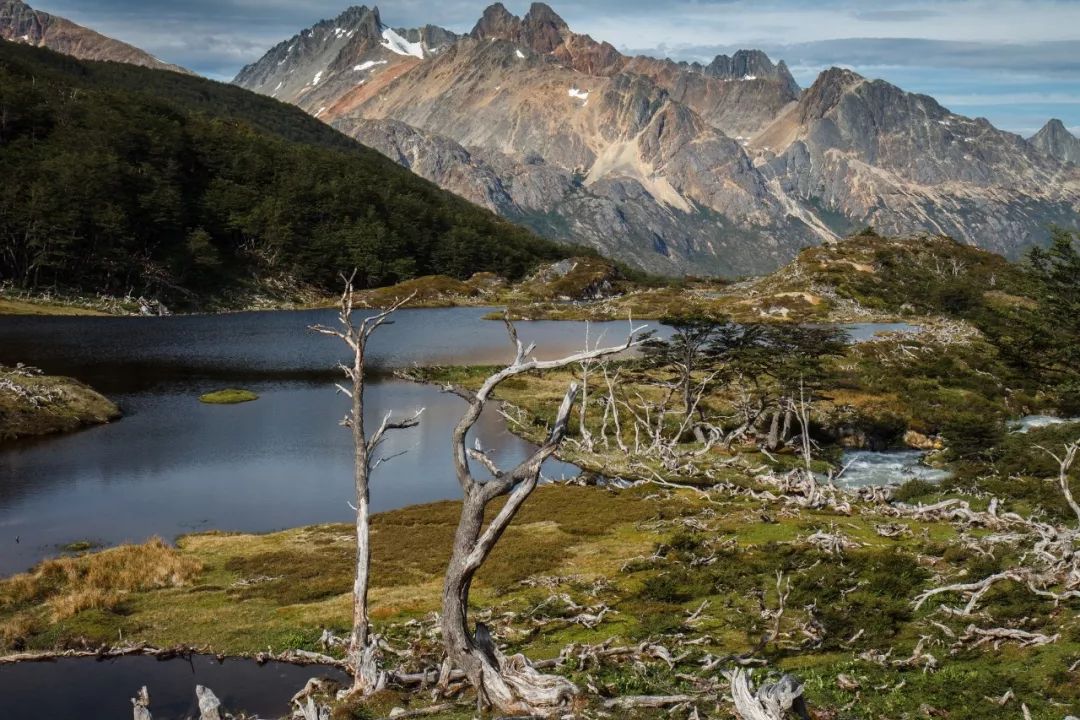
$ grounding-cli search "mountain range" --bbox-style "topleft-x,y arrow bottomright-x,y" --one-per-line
232,3 -> 1080,276
3,0 -> 1080,278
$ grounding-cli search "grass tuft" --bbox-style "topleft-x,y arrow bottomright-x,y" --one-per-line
199,388 -> 259,404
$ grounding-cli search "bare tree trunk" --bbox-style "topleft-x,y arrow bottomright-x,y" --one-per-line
311,278 -> 421,694
766,409 -> 781,451
1040,439 -> 1080,524
439,314 -> 645,716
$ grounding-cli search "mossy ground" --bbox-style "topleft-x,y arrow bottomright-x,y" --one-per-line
0,367 -> 121,441
199,388 -> 259,404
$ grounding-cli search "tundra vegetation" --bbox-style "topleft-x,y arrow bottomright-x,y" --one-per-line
1,232 -> 1079,720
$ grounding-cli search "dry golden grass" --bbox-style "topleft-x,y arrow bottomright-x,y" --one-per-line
1,538 -> 201,622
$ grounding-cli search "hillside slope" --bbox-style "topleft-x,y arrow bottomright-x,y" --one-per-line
0,42 -> 572,308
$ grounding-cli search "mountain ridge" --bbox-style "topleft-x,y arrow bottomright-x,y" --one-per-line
0,0 -> 190,73
224,2 -> 1079,276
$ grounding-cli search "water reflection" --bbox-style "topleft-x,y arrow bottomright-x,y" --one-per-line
0,655 -> 348,720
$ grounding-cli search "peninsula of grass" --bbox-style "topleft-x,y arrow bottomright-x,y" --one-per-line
0,365 -> 120,441
198,389 -> 259,405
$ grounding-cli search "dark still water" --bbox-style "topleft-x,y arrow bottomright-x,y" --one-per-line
0,308 -> 648,575
0,655 -> 348,720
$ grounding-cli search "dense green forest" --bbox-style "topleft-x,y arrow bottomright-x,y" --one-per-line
0,41 -> 573,306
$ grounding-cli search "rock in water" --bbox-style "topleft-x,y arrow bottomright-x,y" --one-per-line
195,685 -> 222,720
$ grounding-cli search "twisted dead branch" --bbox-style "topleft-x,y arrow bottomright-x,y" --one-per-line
439,312 -> 647,716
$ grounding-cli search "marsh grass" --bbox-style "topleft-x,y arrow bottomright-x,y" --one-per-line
0,538 -> 200,642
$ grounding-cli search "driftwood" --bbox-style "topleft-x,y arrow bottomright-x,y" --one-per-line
603,694 -> 696,709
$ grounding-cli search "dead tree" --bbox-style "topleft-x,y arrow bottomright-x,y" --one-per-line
728,669 -> 809,720
440,314 -> 645,716
311,276 -> 422,693
1038,438 -> 1080,524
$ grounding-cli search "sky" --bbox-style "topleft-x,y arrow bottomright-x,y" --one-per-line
31,0 -> 1080,137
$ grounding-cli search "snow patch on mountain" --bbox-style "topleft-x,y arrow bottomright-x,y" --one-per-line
354,60 -> 388,72
381,27 -> 424,59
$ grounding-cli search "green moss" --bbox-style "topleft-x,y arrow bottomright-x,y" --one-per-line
199,388 -> 259,404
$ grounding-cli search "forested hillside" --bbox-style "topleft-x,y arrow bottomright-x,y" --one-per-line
0,41 -> 572,307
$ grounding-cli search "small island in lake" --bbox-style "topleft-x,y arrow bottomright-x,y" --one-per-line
199,389 -> 259,405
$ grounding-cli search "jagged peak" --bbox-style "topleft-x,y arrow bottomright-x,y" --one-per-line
701,49 -> 800,94
523,2 -> 569,31
470,3 -> 520,40
1035,118 -> 1072,137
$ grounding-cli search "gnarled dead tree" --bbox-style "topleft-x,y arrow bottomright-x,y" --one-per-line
728,669 -> 809,720
311,276 -> 422,693
440,314 -> 645,716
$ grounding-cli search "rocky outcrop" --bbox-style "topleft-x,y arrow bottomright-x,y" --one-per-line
700,50 -> 800,96
0,0 -> 189,73
1029,119 -> 1080,165
234,2 -> 1080,277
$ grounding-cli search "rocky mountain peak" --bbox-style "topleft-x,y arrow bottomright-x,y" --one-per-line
796,66 -> 865,121
470,3 -> 521,40
522,2 -> 569,36
1029,118 -> 1080,164
703,49 -> 800,95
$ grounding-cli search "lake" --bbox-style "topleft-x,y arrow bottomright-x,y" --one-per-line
0,308 -> 648,575
0,311 -> 917,575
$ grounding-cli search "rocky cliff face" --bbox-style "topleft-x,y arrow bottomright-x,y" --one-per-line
1029,119 -> 1080,165
0,0 -> 188,73
232,5 -> 458,118
753,68 -> 1080,258
235,2 -> 1080,276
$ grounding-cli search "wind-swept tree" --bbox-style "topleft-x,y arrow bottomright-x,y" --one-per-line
311,276 -> 422,693
756,324 -> 848,451
641,316 -> 728,420
1025,228 -> 1080,409
440,314 -> 646,715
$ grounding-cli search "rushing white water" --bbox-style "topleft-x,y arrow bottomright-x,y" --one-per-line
834,449 -> 950,488
1009,415 -> 1080,433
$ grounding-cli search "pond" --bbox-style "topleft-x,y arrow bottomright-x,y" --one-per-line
0,654 -> 348,720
